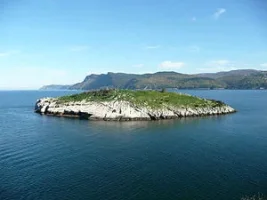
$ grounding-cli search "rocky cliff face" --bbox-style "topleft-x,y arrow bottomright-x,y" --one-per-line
35,98 -> 236,121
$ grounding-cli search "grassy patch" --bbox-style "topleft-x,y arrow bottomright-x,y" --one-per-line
57,89 -> 226,108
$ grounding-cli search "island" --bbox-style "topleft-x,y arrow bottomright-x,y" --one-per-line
35,89 -> 236,121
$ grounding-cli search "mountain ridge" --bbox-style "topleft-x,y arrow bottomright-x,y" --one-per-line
40,69 -> 267,90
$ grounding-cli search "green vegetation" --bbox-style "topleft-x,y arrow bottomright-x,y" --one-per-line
58,89 -> 226,109
219,71 -> 267,89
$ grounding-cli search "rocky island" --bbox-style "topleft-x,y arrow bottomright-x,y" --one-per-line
35,89 -> 236,121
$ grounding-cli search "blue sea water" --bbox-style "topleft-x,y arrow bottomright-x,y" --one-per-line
0,90 -> 267,200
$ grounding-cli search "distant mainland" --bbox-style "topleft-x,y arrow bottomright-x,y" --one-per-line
40,69 -> 267,90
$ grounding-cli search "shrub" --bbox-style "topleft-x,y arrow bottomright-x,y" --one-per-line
241,194 -> 266,200
161,88 -> 167,93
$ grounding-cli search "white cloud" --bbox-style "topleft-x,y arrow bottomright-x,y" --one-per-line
198,59 -> 237,72
69,45 -> 89,52
0,50 -> 20,57
207,60 -> 230,66
199,60 -> 266,73
198,66 -> 237,72
145,45 -> 160,49
260,63 -> 267,67
159,61 -> 185,70
0,52 -> 10,57
133,64 -> 144,68
213,8 -> 226,19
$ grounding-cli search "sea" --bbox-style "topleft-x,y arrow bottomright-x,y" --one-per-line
0,90 -> 267,200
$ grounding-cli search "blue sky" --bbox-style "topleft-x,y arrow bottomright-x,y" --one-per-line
0,0 -> 267,89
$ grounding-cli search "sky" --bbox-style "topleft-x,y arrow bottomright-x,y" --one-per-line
0,0 -> 267,89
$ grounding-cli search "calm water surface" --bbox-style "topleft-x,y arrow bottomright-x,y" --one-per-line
0,90 -> 267,200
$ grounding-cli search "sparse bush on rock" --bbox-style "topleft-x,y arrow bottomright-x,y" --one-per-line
241,194 -> 266,200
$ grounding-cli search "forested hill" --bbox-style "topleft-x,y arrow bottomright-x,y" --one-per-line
40,70 -> 267,90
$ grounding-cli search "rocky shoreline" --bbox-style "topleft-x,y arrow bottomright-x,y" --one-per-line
35,97 -> 236,121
